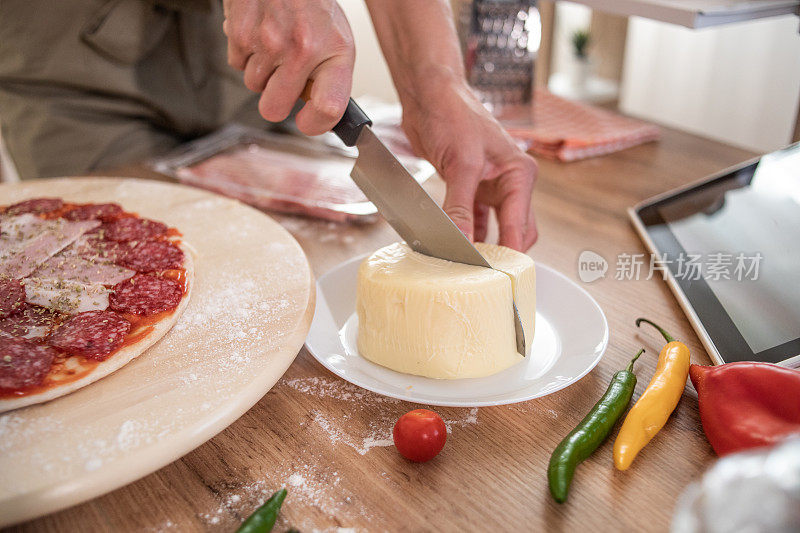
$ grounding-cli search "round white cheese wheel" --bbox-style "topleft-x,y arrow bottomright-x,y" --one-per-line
356,242 -> 535,379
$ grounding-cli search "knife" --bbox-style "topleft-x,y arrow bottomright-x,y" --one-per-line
309,91 -> 526,356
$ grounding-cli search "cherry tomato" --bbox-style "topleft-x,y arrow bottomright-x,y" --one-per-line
393,409 -> 447,462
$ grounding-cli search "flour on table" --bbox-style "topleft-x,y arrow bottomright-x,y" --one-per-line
281,376 -> 480,455
198,462 -> 359,532
143,519 -> 176,532
311,410 -> 394,455
283,376 -> 399,404
507,402 -> 558,419
442,408 -> 480,433
196,376 -> 480,531
278,463 -> 342,515
287,473 -> 305,487
310,407 -> 480,453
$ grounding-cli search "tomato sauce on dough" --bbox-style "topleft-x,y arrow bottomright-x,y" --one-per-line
0,200 -> 189,399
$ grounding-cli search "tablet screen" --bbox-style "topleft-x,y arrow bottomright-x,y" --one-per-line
638,144 -> 800,364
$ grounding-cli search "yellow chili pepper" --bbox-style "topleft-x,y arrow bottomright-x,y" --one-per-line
613,318 -> 691,470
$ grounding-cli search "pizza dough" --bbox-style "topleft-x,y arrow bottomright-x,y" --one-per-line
0,199 -> 194,413
356,242 -> 535,379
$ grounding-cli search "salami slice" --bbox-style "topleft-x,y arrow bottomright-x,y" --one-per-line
0,336 -> 59,389
5,198 -> 64,216
0,304 -> 66,339
48,310 -> 131,360
0,278 -> 25,318
64,203 -> 123,222
110,274 -> 183,315
101,217 -> 167,242
0,195 -> 193,410
118,240 -> 185,272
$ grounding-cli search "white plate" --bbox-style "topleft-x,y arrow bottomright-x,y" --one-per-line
306,254 -> 608,407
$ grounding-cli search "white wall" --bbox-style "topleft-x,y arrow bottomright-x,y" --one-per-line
551,1 -> 593,76
341,2 -> 800,153
339,0 -> 398,102
620,15 -> 800,153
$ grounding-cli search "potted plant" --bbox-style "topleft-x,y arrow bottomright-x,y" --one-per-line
570,28 -> 591,95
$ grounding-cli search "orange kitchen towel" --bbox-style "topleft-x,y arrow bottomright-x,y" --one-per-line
505,89 -> 660,162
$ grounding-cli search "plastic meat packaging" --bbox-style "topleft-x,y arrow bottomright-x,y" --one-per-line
671,437 -> 800,533
151,123 -> 435,223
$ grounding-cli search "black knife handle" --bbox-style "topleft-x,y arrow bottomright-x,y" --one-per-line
301,81 -> 372,147
332,98 -> 372,147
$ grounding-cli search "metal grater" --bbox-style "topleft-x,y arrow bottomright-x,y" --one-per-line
456,0 -> 540,120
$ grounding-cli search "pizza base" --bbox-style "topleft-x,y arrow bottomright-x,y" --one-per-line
0,241 -> 195,413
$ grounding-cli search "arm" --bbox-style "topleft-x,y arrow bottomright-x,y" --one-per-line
365,0 -> 538,250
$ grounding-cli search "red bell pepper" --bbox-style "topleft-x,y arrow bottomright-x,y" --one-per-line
690,362 -> 800,456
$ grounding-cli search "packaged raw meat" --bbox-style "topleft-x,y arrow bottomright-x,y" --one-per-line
151,124 -> 435,223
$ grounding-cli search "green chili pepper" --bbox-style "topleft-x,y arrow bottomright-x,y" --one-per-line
548,349 -> 644,503
236,489 -> 287,533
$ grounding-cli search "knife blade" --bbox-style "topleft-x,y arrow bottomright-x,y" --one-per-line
327,96 -> 526,356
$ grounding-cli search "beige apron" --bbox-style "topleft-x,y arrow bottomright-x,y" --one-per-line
0,0 -> 263,179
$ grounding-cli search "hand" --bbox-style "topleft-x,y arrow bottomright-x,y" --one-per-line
400,73 -> 538,251
223,0 -> 355,135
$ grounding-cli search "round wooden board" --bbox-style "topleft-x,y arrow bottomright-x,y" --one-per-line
0,178 -> 315,526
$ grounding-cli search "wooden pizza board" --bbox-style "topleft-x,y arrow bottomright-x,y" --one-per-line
0,178 -> 315,526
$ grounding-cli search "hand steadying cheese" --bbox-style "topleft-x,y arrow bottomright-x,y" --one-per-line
357,242 -> 535,379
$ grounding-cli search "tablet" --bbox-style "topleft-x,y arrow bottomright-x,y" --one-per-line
629,143 -> 800,367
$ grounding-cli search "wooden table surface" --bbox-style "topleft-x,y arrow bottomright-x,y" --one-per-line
11,127 -> 754,532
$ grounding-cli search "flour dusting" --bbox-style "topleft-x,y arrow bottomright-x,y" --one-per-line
287,473 -> 305,487
0,414 -> 63,453
116,420 -> 142,450
284,376 -> 399,404
194,375 -> 481,531
312,410 -> 395,455
282,376 -> 480,456
198,462 -> 357,531
444,408 -> 480,432
84,458 -> 102,471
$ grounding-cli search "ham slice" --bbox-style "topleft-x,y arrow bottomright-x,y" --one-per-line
0,214 -> 47,252
59,234 -> 124,263
32,254 -> 134,286
23,278 -> 109,314
0,217 -> 100,279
